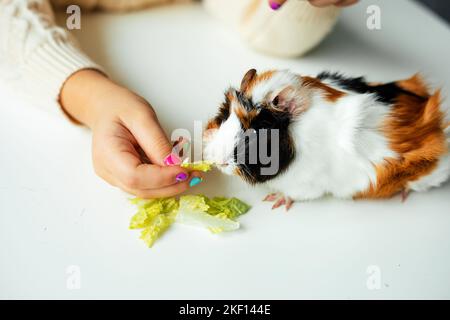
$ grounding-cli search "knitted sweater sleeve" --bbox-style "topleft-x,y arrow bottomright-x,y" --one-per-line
0,0 -> 104,118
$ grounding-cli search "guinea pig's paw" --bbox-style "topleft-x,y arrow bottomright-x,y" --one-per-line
263,193 -> 294,211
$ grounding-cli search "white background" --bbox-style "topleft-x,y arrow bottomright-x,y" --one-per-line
1,0 -> 449,299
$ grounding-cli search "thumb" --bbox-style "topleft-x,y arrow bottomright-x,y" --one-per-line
127,108 -> 173,166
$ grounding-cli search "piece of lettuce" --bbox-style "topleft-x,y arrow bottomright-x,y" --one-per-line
206,197 -> 251,219
129,198 -> 178,247
176,195 -> 240,234
139,213 -> 174,248
129,195 -> 251,247
180,161 -> 214,172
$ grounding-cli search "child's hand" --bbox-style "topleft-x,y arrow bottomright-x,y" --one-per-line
61,70 -> 202,198
269,0 -> 358,10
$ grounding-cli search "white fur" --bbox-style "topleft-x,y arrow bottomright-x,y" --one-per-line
205,70 -> 450,201
251,71 -> 301,103
408,155 -> 450,192
407,127 -> 450,192
408,110 -> 450,192
268,90 -> 397,200
203,94 -> 241,175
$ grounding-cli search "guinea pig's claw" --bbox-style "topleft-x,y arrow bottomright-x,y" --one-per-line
272,197 -> 286,210
264,193 -> 294,211
401,189 -> 410,203
285,197 -> 294,211
263,193 -> 280,202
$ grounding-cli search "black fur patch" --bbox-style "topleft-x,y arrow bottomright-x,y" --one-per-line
233,98 -> 295,184
211,90 -> 231,125
317,72 -> 427,104
236,91 -> 255,112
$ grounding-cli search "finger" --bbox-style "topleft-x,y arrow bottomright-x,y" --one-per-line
268,0 -> 287,10
335,0 -> 358,7
112,148 -> 191,190
125,107 -> 173,166
122,173 -> 204,199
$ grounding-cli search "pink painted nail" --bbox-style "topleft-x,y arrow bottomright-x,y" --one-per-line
164,153 -> 181,166
269,0 -> 281,10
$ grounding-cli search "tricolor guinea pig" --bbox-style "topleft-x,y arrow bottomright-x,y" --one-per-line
204,69 -> 450,209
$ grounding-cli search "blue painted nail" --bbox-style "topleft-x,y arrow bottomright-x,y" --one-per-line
189,177 -> 202,187
176,172 -> 188,182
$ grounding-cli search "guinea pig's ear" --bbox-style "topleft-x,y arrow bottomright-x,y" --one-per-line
272,86 -> 305,117
240,69 -> 257,92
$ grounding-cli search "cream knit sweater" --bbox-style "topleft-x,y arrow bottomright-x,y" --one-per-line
0,0 -> 340,117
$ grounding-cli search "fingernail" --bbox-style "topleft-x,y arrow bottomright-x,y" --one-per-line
164,153 -> 181,166
189,177 -> 202,187
175,172 -> 188,182
269,0 -> 281,10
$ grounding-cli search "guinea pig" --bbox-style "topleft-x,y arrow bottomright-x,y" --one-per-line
203,69 -> 450,210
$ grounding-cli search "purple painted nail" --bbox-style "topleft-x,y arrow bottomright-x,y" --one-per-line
176,172 -> 188,182
269,0 -> 281,10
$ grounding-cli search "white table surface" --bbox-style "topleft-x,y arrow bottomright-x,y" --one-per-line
1,0 -> 449,299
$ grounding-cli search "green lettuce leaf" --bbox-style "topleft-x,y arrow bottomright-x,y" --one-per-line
139,213 -> 174,248
176,195 -> 240,233
206,197 -> 251,219
180,161 -> 214,172
129,195 -> 251,247
129,198 -> 178,247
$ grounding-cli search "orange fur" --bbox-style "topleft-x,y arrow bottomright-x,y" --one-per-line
234,104 -> 247,126
302,76 -> 346,102
234,105 -> 259,129
396,74 -> 429,97
207,90 -> 236,130
238,72 -> 344,128
206,119 -> 219,130
244,70 -> 276,96
356,75 -> 448,199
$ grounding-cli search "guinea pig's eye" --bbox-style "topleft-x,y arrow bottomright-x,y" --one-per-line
272,96 -> 280,107
254,103 -> 263,111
